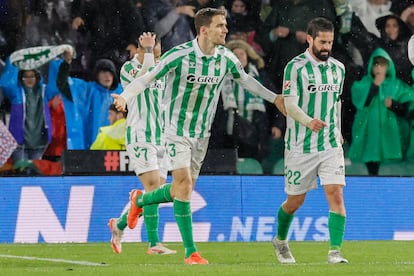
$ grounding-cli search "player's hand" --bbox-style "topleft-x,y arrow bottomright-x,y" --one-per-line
139,32 -> 156,50
274,95 -> 287,116
111,94 -> 127,112
306,119 -> 327,132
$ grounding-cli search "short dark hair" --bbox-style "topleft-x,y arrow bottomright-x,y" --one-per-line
194,8 -> 226,35
306,17 -> 334,39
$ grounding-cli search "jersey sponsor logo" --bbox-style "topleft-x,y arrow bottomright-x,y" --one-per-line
283,81 -> 291,90
129,69 -> 138,77
307,84 -> 340,93
187,74 -> 220,84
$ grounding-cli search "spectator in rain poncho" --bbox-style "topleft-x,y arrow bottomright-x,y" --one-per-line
349,48 -> 414,175
0,58 -> 55,167
53,49 -> 123,149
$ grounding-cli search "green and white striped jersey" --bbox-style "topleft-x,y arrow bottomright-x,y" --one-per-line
156,39 -> 248,138
121,39 -> 278,138
120,55 -> 165,145
283,50 -> 345,153
125,39 -> 271,139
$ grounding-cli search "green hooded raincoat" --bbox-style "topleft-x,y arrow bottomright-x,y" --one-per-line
349,48 -> 414,163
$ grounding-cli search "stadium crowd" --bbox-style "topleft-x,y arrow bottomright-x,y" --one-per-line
1,0 -> 414,176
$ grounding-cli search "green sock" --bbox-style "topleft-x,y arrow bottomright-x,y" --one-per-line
277,206 -> 294,240
328,211 -> 346,250
137,184 -> 172,207
174,199 -> 197,258
117,211 -> 128,231
143,204 -> 160,247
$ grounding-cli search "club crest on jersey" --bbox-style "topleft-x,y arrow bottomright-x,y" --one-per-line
283,81 -> 291,90
332,70 -> 338,82
215,61 -> 221,70
187,74 -> 220,84
189,61 -> 196,68
308,73 -> 315,82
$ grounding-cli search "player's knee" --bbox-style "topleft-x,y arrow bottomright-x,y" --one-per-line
330,188 -> 344,203
173,179 -> 193,197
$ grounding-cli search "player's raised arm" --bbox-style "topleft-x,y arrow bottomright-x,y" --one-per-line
113,54 -> 159,112
136,32 -> 157,77
112,67 -> 154,112
120,71 -> 153,102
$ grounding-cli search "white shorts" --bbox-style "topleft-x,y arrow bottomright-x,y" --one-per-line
126,141 -> 170,179
165,135 -> 209,179
284,147 -> 346,195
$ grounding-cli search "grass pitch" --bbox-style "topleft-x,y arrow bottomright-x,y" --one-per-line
0,241 -> 413,275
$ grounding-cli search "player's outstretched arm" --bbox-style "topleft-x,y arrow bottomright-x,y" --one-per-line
274,96 -> 286,116
120,69 -> 155,103
237,74 -> 288,115
237,75 -> 275,101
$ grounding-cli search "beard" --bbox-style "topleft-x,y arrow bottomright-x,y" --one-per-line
313,45 -> 331,61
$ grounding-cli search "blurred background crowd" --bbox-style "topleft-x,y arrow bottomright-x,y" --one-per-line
1,0 -> 414,176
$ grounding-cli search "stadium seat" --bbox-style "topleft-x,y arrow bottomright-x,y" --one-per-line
345,160 -> 369,176
378,161 -> 414,176
272,158 -> 285,175
237,158 -> 263,174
